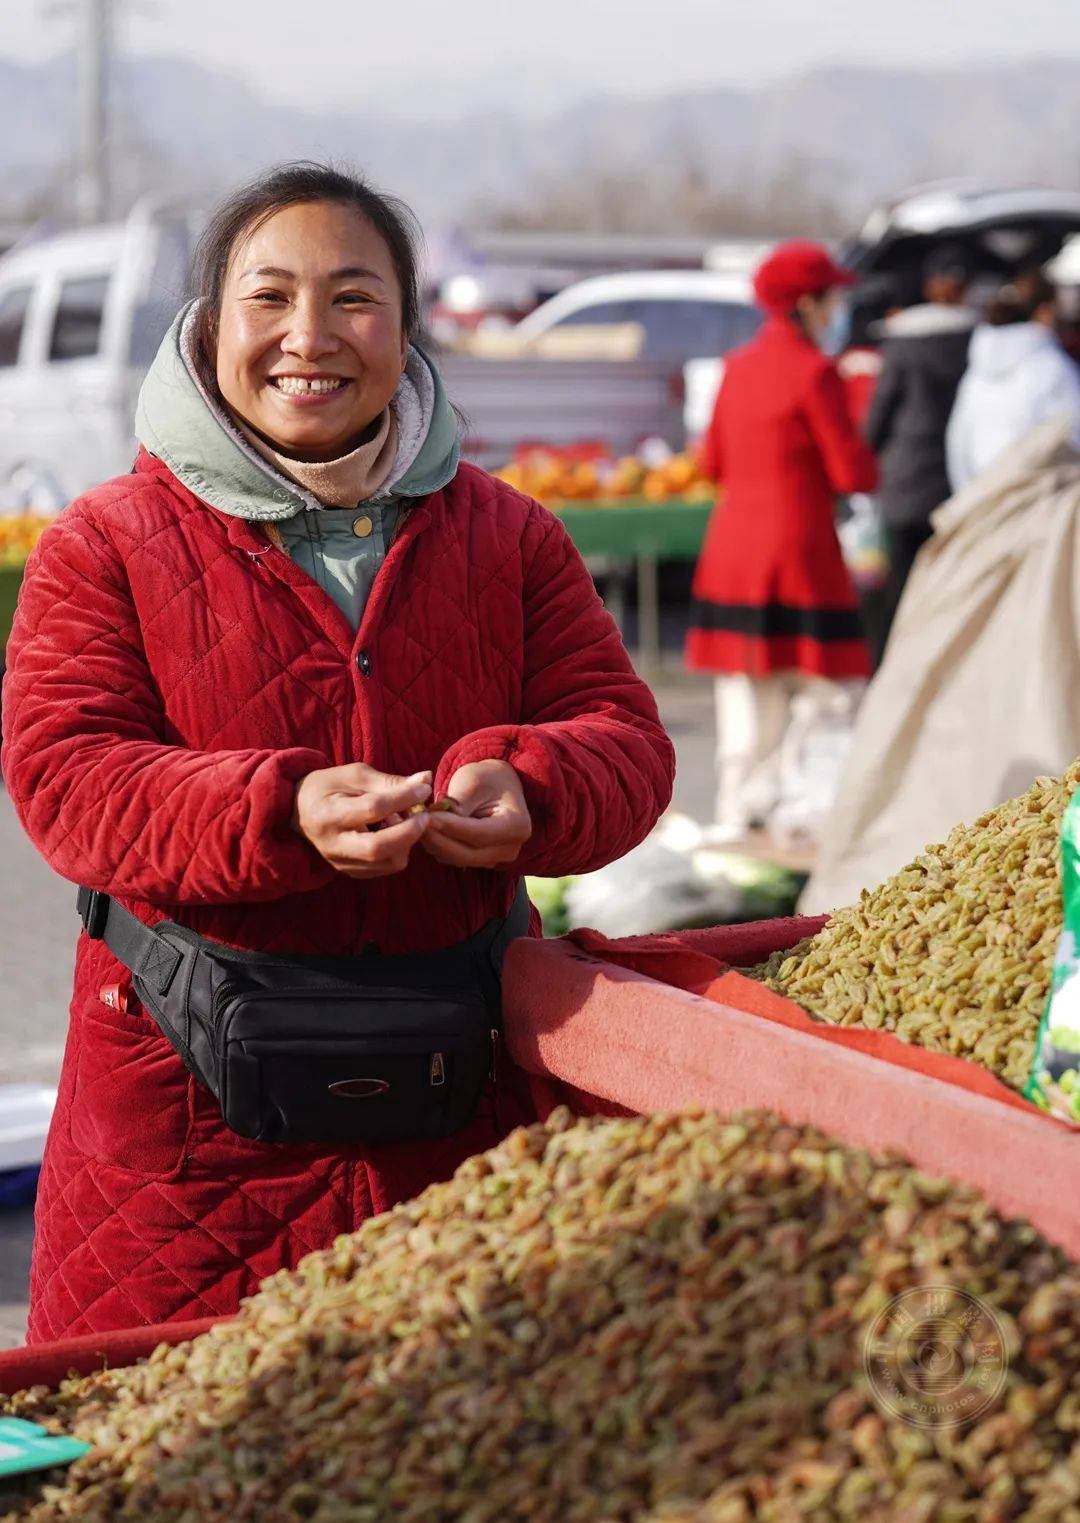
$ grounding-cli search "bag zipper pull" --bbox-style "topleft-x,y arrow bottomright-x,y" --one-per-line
429,1052 -> 446,1087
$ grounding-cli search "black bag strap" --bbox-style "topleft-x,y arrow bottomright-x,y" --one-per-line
491,880 -> 532,968
77,881 -> 531,990
76,887 -> 183,995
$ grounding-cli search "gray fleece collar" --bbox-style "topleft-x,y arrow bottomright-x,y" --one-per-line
134,300 -> 460,522
873,304 -> 979,341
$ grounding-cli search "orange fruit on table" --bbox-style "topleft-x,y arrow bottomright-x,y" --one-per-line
494,463 -> 527,492
665,453 -> 699,491
607,458 -> 647,496
532,464 -> 564,501
556,463 -> 600,500
573,463 -> 599,498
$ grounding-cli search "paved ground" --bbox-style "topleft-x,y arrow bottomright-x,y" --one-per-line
0,778 -> 79,1347
0,671 -> 718,1348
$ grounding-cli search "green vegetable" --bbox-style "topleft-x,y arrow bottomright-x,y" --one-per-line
1026,789 -> 1080,1120
524,876 -> 578,938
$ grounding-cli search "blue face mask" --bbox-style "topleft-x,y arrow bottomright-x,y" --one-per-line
820,300 -> 852,356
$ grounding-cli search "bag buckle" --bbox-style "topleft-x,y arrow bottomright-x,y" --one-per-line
139,936 -> 182,996
429,1052 -> 446,1087
77,888 -> 109,939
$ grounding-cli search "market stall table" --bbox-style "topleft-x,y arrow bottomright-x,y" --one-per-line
2,910 -> 1076,1390
502,924 -> 1080,1261
552,499 -> 710,670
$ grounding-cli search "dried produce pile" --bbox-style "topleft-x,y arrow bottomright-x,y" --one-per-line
3,1110 -> 1080,1523
754,766 -> 1080,1088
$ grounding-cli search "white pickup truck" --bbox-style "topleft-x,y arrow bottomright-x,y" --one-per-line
441,267 -> 759,465
0,204 -> 757,507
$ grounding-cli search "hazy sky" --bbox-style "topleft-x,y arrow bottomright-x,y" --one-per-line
4,0 -> 1078,113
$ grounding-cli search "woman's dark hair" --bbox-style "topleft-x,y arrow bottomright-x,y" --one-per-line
985,269 -> 1057,327
190,161 -> 423,391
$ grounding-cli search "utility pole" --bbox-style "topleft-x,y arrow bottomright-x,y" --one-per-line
74,0 -> 113,224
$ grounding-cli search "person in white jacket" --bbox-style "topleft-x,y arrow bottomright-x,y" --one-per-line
947,271 -> 1080,492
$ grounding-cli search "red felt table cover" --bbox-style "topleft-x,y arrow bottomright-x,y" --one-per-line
529,915 -> 1039,1118
0,1316 -> 223,1396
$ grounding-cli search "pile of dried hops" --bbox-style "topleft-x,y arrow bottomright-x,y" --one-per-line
754,766 -> 1080,1088
3,1109 -> 1079,1522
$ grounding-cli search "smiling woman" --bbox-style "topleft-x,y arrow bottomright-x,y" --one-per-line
202,196 -> 412,461
0,162 -> 675,1344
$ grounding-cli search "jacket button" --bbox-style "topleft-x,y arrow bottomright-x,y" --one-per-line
356,650 -> 372,676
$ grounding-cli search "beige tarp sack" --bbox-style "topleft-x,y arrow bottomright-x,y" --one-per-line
802,416 -> 1080,914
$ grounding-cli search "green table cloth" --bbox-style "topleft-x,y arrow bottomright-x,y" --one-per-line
552,499 -> 711,559
0,568 -> 22,654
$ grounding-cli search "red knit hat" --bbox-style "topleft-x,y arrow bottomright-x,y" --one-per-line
752,240 -> 856,314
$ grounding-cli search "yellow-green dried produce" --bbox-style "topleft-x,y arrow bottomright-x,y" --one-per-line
2,1109 -> 1078,1523
407,798 -> 460,817
753,765 -> 1080,1087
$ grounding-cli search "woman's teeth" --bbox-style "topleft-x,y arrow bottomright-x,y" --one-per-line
272,377 -> 348,396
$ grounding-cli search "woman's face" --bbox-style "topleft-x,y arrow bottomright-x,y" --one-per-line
214,201 -> 408,460
795,287 -> 841,347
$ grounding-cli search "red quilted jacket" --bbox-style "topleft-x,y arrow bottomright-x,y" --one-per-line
2,450 -> 674,1343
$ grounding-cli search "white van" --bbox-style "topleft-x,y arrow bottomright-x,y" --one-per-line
508,268 -> 760,438
0,200 -> 196,510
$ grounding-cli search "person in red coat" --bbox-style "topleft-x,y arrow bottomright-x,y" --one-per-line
686,241 -> 878,839
1,164 -> 674,1343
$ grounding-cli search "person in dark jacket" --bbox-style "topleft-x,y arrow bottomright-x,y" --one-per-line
864,245 -> 978,659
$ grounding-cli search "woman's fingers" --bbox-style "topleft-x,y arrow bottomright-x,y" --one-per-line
425,810 -> 530,845
327,814 -> 429,876
295,764 -> 433,849
421,837 -> 506,868
323,762 -> 433,795
297,758 -> 530,875
328,775 -> 432,831
421,810 -> 529,867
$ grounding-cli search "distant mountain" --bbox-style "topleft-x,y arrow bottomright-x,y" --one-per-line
0,53 -> 1077,232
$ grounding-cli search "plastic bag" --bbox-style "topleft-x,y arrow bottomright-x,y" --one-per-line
1026,789 -> 1080,1122
557,813 -> 804,938
837,493 -> 888,591
564,838 -> 740,938
771,681 -> 863,850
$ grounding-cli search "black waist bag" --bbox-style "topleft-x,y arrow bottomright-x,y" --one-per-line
77,884 -> 530,1147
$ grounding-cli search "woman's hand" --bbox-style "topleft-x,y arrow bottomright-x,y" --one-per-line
422,759 -> 532,868
293,763 -> 432,878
